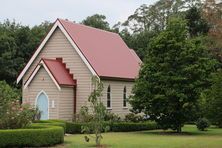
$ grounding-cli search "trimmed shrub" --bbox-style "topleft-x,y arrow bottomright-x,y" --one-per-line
66,122 -> 86,134
34,120 -> 157,134
0,124 -> 64,147
34,119 -> 66,123
66,121 -> 157,134
111,122 -> 157,132
33,120 -> 66,132
196,118 -> 210,131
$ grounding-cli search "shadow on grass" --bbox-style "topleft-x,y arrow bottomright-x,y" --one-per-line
88,144 -> 110,148
138,128 -> 222,137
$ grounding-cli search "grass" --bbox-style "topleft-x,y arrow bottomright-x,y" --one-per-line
59,125 -> 222,148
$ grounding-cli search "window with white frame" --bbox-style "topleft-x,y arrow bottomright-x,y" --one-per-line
123,86 -> 127,107
107,85 -> 111,108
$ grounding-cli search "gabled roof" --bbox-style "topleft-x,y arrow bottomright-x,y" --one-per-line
24,59 -> 76,90
17,19 -> 141,84
43,59 -> 76,86
59,19 -> 141,80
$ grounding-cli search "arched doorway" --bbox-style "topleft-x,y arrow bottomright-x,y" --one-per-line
36,91 -> 49,120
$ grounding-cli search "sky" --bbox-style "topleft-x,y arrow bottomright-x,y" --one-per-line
0,0 -> 158,27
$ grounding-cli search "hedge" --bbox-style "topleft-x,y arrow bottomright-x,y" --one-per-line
33,120 -> 157,134
111,122 -> 157,132
0,124 -> 64,147
66,121 -> 157,134
66,122 -> 86,134
33,120 -> 66,132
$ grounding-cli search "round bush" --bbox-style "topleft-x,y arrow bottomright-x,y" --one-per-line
0,124 -> 64,147
196,118 -> 210,131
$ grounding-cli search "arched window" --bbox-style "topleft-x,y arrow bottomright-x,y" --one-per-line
123,86 -> 127,107
107,85 -> 111,108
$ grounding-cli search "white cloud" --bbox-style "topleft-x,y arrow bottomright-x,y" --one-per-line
0,0 -> 158,26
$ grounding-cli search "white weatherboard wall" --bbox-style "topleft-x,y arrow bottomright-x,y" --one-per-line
23,27 -> 92,117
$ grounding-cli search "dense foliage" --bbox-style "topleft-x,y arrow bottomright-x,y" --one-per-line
124,113 -> 144,122
82,14 -> 111,31
0,81 -> 19,110
0,101 -> 36,129
130,17 -> 218,132
0,124 -> 64,147
196,118 -> 210,131
203,70 -> 222,127
0,21 -> 51,86
0,81 -> 36,129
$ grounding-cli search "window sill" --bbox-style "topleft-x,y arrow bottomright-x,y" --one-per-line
122,107 -> 128,109
106,108 -> 112,110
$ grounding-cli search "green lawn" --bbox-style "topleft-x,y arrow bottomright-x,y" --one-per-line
60,125 -> 222,148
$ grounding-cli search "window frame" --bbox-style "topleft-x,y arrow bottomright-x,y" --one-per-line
107,85 -> 112,109
123,86 -> 128,108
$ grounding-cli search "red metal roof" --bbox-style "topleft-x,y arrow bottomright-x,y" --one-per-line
59,19 -> 141,80
42,59 -> 75,86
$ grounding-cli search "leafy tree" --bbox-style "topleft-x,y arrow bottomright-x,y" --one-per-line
120,0 -> 204,61
186,6 -> 210,37
202,0 -> 222,59
81,77 -> 109,146
124,0 -> 202,33
82,14 -> 110,31
120,29 -> 157,60
0,20 -> 51,86
0,20 -> 22,85
0,81 -> 36,129
0,81 -> 20,117
204,70 -> 222,127
130,17 -> 218,132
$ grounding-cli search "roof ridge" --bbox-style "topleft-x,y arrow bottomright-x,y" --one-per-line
58,18 -> 119,36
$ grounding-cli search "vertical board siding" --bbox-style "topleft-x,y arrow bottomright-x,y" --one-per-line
22,28 -> 92,120
23,67 -> 59,119
102,80 -> 134,117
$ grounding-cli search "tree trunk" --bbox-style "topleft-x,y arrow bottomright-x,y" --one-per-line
177,125 -> 182,133
96,133 -> 100,146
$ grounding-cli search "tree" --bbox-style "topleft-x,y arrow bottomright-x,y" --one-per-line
119,0 -> 204,61
202,0 -> 222,59
120,29 -> 157,60
0,81 -> 20,117
124,0 -> 202,33
81,77 -> 109,146
185,6 -> 210,37
0,20 -> 51,86
204,70 -> 222,127
82,14 -> 110,31
130,17 -> 218,132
